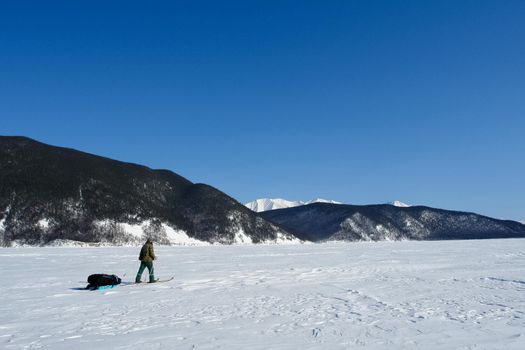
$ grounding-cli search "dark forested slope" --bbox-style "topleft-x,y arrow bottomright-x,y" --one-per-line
261,203 -> 525,242
0,136 -> 293,246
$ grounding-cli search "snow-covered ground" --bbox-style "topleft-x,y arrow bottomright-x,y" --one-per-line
1,239 -> 524,349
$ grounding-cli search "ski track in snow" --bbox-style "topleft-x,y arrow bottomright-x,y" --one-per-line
1,240 -> 525,349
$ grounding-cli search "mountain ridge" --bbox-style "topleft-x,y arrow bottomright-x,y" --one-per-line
245,198 -> 341,212
2,136 -> 523,246
0,136 -> 297,246
260,202 -> 525,242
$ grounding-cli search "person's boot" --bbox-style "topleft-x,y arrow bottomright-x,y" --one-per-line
148,263 -> 156,283
149,273 -> 157,283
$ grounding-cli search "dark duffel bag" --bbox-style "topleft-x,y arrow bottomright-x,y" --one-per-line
86,274 -> 122,289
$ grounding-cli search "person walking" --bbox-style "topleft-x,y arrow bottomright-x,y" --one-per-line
135,238 -> 156,283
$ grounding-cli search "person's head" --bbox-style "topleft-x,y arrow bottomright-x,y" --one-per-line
146,238 -> 153,244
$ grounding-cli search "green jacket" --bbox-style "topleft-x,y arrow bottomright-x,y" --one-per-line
139,240 -> 156,262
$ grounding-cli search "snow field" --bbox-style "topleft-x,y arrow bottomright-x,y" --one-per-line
1,239 -> 524,349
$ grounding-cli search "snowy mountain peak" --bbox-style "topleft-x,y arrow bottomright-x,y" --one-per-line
306,198 -> 342,205
389,200 -> 410,207
245,198 -> 301,212
245,198 -> 342,213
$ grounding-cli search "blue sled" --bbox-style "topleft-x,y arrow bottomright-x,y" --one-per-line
94,284 -> 119,291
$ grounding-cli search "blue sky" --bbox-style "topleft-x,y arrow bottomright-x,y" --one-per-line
1,1 -> 524,221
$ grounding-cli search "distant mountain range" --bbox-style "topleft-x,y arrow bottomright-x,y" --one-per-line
245,198 -> 411,212
0,137 -> 297,246
245,198 -> 341,212
260,203 -> 525,242
1,136 -> 524,246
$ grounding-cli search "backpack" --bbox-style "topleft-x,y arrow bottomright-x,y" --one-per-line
86,274 -> 122,290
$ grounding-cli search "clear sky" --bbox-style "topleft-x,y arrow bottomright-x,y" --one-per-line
1,1 -> 524,221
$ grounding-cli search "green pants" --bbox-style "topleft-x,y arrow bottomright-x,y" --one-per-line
135,261 -> 155,282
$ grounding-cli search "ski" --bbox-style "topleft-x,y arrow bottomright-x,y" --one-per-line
121,276 -> 175,286
138,276 -> 174,284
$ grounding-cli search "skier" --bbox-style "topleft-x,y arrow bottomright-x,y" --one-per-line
135,238 -> 156,283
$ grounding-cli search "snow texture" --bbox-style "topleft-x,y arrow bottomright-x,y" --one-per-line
246,198 -> 342,212
0,206 -> 9,236
92,219 -> 209,246
1,239 -> 525,349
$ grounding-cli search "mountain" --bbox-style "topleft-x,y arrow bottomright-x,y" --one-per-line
260,203 -> 525,242
307,198 -> 342,205
245,198 -> 342,212
388,200 -> 410,207
0,136 -> 297,246
245,198 -> 301,212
